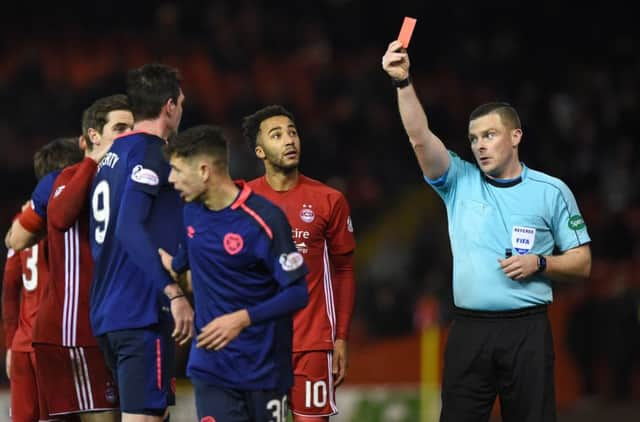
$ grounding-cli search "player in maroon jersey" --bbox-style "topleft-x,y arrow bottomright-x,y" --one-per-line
244,105 -> 356,421
32,94 -> 133,421
3,138 -> 83,422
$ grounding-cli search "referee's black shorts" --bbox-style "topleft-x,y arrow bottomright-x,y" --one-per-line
440,305 -> 556,422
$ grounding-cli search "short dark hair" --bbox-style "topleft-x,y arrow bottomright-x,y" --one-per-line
33,137 -> 83,180
469,102 -> 521,130
241,105 -> 296,149
127,64 -> 181,121
165,125 -> 229,166
81,94 -> 130,150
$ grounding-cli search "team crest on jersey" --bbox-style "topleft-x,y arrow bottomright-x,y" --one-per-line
511,226 -> 536,255
105,381 -> 117,404
300,204 -> 315,223
201,417 -> 216,422
53,185 -> 66,198
223,233 -> 244,255
131,165 -> 159,186
279,251 -> 304,271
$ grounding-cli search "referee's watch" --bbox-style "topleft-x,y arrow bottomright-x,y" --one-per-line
536,255 -> 547,274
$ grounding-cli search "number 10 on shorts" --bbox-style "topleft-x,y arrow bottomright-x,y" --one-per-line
305,380 -> 327,408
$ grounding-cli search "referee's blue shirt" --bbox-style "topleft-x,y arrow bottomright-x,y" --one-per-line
426,152 -> 590,311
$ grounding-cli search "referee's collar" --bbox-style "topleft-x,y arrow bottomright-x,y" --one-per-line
483,163 -> 527,188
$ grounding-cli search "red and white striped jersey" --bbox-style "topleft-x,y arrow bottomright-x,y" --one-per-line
249,174 -> 356,352
2,241 -> 49,352
32,158 -> 99,347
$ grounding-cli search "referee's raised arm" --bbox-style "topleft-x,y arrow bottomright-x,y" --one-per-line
382,40 -> 450,180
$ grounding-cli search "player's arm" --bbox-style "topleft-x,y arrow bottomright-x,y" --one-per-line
116,188 -> 193,344
2,250 -> 22,377
6,172 -> 57,250
5,217 -> 42,251
48,158 -> 97,231
196,277 -> 308,351
382,40 -> 449,179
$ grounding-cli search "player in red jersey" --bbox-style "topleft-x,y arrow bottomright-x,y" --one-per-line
32,94 -> 134,421
244,105 -> 356,421
3,138 -> 83,422
3,243 -> 48,422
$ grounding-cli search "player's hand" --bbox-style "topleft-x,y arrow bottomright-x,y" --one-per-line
5,349 -> 11,379
382,40 -> 410,81
498,254 -> 539,281
158,248 -> 179,281
196,309 -> 251,351
332,339 -> 348,387
169,294 -> 194,346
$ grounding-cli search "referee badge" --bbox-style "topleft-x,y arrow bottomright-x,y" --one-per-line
511,225 -> 536,255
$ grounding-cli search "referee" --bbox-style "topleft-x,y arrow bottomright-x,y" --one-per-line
382,40 -> 592,422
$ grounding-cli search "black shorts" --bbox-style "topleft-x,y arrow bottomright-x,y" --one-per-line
440,305 -> 556,422
96,320 -> 175,416
193,378 -> 288,422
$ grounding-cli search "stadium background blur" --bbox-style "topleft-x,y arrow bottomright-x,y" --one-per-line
0,1 -> 638,421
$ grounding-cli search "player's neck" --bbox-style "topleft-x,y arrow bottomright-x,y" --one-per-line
265,168 -> 299,192
202,178 -> 240,211
134,119 -> 172,141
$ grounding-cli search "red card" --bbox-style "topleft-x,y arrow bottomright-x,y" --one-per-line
398,17 -> 417,48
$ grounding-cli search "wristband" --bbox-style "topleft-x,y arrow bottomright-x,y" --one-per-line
392,76 -> 411,89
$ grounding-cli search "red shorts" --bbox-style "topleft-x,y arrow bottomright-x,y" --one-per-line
290,351 -> 338,417
34,344 -> 119,416
10,350 -> 42,422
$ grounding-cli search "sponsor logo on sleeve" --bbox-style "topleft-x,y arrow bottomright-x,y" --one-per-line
187,225 -> 196,239
568,215 -> 585,230
347,216 -> 354,233
131,165 -> 159,186
279,251 -> 304,271
223,233 -> 244,255
511,225 -> 536,255
53,185 -> 66,198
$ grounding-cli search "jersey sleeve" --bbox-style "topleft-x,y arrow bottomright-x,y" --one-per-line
326,193 -> 356,255
263,207 -> 308,288
19,171 -> 58,232
124,140 -> 166,197
2,249 -> 22,349
48,159 -> 97,231
172,225 -> 190,274
424,151 -> 465,201
551,180 -> 591,252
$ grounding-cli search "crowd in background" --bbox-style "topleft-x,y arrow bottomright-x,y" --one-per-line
0,1 -> 638,401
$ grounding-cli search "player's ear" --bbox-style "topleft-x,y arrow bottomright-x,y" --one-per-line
255,145 -> 265,159
165,97 -> 177,117
199,161 -> 210,182
87,128 -> 101,146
